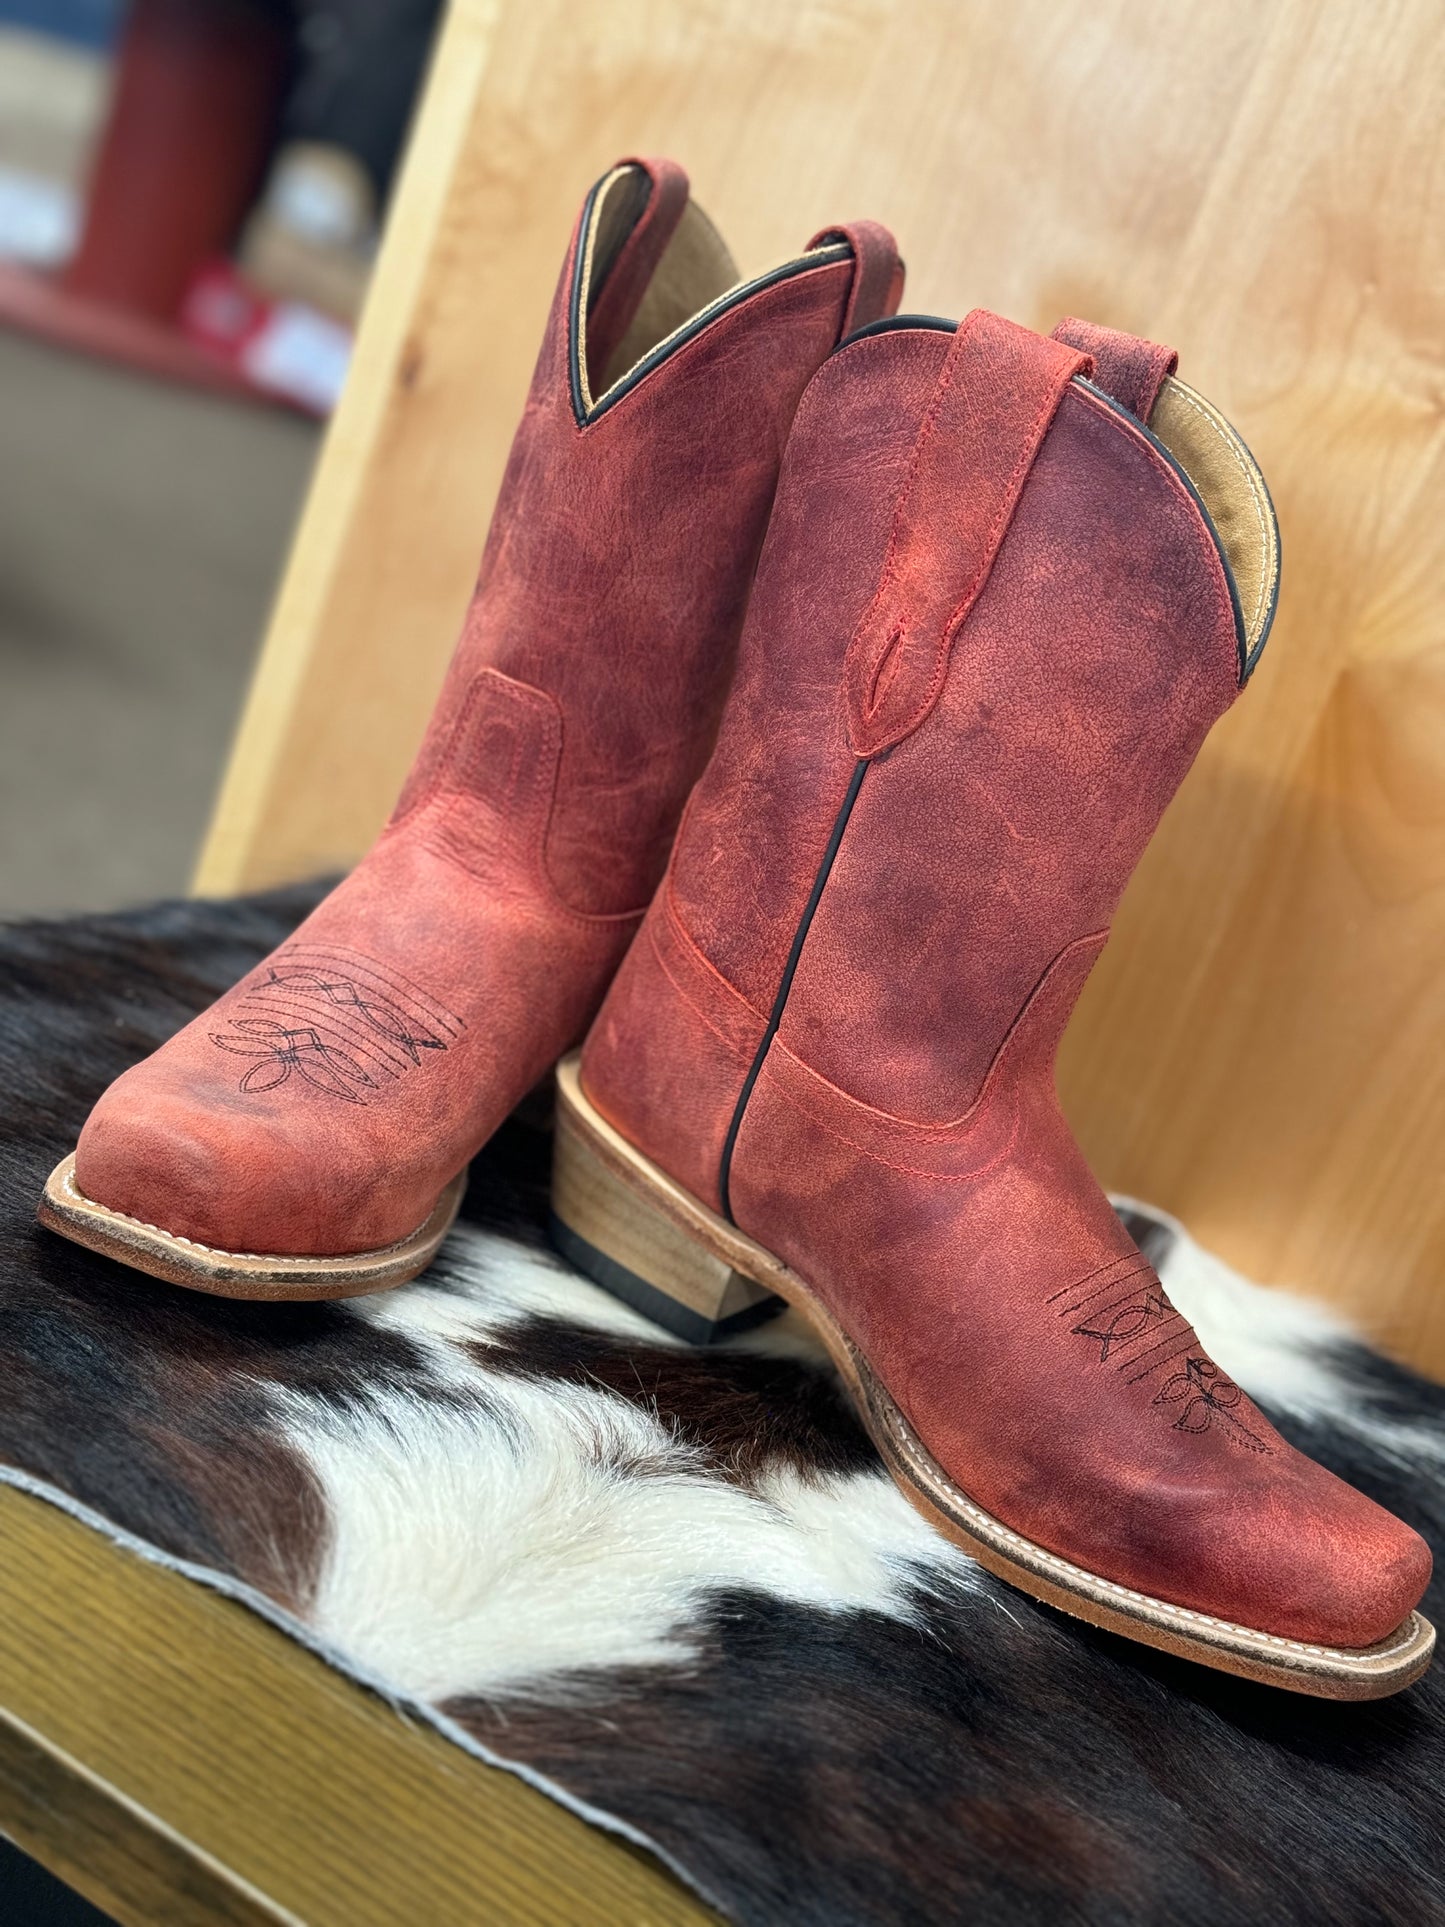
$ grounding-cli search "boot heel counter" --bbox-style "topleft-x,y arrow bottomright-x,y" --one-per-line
579,896 -> 766,1216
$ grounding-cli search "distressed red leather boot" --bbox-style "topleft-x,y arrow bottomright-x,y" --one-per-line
40,158 -> 903,1297
554,309 -> 1435,1696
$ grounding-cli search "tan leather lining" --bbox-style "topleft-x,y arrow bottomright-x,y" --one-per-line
1148,376 -> 1279,667
601,199 -> 739,392
576,166 -> 739,411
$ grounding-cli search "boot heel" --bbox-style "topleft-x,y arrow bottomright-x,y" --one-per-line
550,1091 -> 782,1345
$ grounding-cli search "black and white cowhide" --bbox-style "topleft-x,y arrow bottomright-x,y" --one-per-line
2,889 -> 1442,1926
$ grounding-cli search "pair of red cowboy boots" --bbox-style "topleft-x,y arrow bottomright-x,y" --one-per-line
41,158 -> 1433,1698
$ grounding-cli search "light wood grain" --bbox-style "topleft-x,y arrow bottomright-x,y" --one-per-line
0,1483 -> 713,1925
195,0 -> 1445,1374
1056,0 -> 1445,1373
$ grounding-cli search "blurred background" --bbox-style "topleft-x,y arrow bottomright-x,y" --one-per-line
0,0 -> 441,914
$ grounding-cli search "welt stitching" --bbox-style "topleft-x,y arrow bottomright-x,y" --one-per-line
57,1164 -> 436,1263
877,1394 -> 1354,1659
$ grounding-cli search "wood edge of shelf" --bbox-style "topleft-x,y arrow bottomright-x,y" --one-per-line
0,1481 -> 715,1927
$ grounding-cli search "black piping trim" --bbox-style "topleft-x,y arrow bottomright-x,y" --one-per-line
837,313 -> 958,351
567,168 -> 853,428
1075,375 -> 1277,683
718,757 -> 870,1223
567,170 -> 610,425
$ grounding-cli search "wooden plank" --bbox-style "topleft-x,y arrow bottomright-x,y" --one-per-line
194,0 -> 1445,1377
0,1707 -> 292,1927
0,1483 -> 714,1926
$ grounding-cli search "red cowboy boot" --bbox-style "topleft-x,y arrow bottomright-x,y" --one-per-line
553,309 -> 1435,1696
40,158 -> 903,1298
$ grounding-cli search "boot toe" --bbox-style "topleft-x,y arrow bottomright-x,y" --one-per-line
74,1068 -> 397,1258
1254,1472 -> 1432,1650
1154,1455 -> 1434,1650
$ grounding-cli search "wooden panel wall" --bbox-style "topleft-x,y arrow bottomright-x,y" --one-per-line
194,0 -> 1445,1376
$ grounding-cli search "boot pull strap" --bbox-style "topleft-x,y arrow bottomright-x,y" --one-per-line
583,157 -> 690,384
1051,316 -> 1176,422
809,219 -> 905,337
845,310 -> 1089,758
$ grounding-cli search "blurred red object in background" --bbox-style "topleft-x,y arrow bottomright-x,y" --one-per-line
0,0 -> 355,414
180,258 -> 351,415
63,0 -> 289,322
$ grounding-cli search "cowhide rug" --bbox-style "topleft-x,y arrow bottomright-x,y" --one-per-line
1,887 -> 1442,1926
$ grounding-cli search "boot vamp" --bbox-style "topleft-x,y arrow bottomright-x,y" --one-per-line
75,828 -> 630,1256
730,1065 -> 1431,1650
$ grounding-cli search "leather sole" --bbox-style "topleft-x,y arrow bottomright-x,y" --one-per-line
37,1153 -> 466,1301
551,1053 -> 1435,1700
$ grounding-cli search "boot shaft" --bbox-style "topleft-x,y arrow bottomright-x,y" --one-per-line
581,308 -> 1279,1212
666,310 -> 1278,1124
392,159 -> 902,919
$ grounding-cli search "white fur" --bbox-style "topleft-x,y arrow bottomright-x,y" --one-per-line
271,1226 -> 977,1698
1114,1195 -> 1445,1469
369,1222 -> 694,1350
280,1368 -> 975,1702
